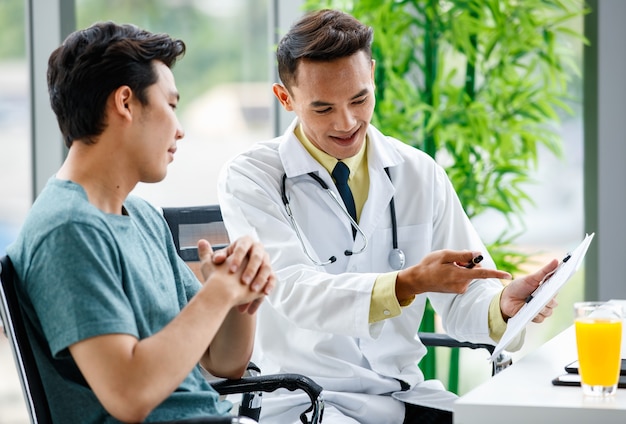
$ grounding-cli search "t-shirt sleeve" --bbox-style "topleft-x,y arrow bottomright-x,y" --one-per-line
25,223 -> 138,358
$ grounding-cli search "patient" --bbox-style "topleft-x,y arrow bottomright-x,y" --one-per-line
7,22 -> 274,423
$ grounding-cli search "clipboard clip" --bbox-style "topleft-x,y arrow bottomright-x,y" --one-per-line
524,253 -> 572,304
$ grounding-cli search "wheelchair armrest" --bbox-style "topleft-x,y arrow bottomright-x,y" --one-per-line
211,374 -> 323,424
211,373 -> 322,402
418,332 -> 513,376
419,332 -> 495,354
155,417 -> 257,423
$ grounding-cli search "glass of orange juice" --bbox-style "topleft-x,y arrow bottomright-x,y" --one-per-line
574,301 -> 623,396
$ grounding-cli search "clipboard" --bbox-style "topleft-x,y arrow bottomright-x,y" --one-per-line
489,233 -> 595,362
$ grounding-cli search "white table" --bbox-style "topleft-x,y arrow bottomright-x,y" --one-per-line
454,309 -> 626,423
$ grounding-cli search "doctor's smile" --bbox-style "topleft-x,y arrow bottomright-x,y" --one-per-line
329,127 -> 363,145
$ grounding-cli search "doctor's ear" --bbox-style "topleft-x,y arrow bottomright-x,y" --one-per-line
272,83 -> 293,111
371,59 -> 376,83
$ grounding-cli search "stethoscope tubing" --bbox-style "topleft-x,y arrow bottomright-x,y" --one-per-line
281,168 -> 405,269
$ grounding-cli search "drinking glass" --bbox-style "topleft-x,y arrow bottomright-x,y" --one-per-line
574,301 -> 623,396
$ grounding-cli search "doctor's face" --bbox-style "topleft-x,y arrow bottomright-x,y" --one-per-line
273,51 -> 376,160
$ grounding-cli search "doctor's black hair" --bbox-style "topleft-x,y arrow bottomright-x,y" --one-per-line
47,21 -> 186,148
276,9 -> 373,91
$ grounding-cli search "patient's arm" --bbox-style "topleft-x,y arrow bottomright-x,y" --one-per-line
68,239 -> 272,423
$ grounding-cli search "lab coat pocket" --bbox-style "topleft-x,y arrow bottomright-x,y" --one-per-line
368,223 -> 432,271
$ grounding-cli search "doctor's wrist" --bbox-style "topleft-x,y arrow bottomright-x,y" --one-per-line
395,269 -> 421,303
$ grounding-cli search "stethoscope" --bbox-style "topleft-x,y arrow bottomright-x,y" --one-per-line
280,167 -> 406,270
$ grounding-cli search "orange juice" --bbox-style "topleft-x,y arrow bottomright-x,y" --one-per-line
575,318 -> 622,386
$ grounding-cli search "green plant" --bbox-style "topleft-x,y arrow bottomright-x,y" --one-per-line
305,0 -> 587,271
303,0 -> 588,392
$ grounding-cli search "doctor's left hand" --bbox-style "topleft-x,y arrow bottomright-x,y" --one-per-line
499,258 -> 559,323
212,235 -> 276,314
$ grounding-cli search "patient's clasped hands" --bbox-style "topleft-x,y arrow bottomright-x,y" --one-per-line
199,236 -> 276,314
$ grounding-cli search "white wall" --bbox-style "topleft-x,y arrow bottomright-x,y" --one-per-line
584,0 -> 626,301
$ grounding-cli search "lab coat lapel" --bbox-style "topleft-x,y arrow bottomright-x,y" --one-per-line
277,118 -> 356,247
277,119 -> 407,258
279,119 -> 327,179
358,126 -> 403,238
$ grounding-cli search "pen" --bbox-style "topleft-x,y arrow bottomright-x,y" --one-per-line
465,255 -> 483,269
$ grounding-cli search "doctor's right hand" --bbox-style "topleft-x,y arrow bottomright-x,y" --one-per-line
395,249 -> 512,303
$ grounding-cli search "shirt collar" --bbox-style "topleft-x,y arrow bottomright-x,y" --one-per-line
294,123 -> 367,178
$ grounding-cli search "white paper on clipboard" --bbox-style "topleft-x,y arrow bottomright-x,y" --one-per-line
489,232 -> 595,362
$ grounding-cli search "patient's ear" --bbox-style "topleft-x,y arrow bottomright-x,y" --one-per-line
110,86 -> 134,120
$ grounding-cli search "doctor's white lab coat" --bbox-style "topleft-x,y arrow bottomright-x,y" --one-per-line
218,119 -> 505,423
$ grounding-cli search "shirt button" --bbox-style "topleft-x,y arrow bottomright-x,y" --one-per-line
383,309 -> 391,316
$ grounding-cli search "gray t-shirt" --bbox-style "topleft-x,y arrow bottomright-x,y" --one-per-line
8,178 -> 231,423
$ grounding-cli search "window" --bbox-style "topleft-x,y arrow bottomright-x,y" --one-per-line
0,0 -> 30,255
76,0 -> 273,207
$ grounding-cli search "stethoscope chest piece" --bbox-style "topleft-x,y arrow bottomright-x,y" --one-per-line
388,248 -> 406,270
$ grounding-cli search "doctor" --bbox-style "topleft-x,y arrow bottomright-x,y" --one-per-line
218,9 -> 559,424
